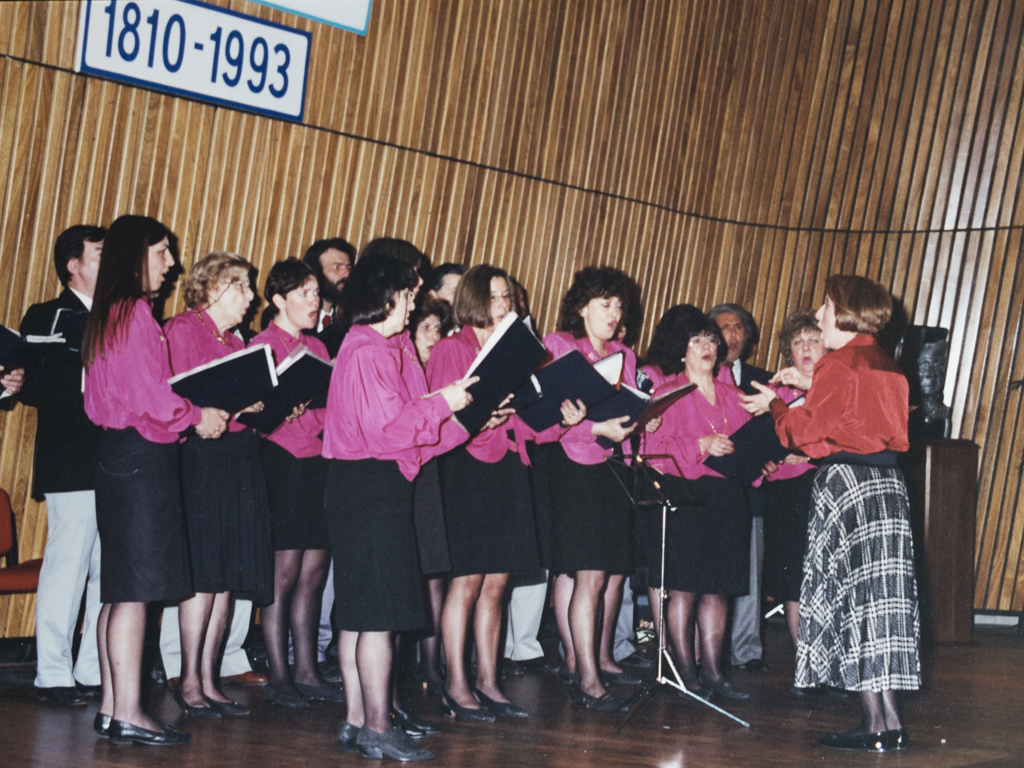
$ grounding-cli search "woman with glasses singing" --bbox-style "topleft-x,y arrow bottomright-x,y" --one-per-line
639,305 -> 753,701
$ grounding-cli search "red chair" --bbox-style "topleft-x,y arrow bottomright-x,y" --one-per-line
0,488 -> 42,594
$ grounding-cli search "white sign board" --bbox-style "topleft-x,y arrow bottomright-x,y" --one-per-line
75,0 -> 311,122
249,0 -> 372,36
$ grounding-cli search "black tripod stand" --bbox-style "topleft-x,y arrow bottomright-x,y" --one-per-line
607,454 -> 750,731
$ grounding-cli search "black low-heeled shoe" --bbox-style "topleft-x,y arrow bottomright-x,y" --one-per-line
569,683 -> 629,712
889,728 -> 909,750
441,692 -> 496,722
108,720 -> 191,746
264,684 -> 310,708
819,730 -> 891,751
601,669 -> 642,686
173,686 -> 222,719
208,699 -> 250,716
336,721 -> 360,752
294,682 -> 345,702
473,688 -> 528,719
93,712 -> 111,738
698,672 -> 750,700
392,706 -> 442,737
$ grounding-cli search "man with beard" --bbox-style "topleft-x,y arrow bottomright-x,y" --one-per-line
709,303 -> 773,674
303,238 -> 356,357
299,237 -> 356,683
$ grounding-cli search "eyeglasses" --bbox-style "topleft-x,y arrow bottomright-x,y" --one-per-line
689,334 -> 721,349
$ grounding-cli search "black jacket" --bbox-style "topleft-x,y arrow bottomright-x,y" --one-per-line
19,289 -> 103,500
731,359 -> 773,396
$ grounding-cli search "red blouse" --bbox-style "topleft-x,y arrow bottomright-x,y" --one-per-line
769,335 -> 909,458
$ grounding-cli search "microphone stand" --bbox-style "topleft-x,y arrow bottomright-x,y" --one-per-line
606,453 -> 750,731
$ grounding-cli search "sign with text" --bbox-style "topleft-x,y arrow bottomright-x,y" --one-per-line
75,0 -> 311,121
249,1 -> 372,36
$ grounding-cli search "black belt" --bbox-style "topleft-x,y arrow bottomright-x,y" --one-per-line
816,450 -> 899,468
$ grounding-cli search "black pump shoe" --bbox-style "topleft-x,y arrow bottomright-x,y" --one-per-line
392,707 -> 442,737
108,720 -> 191,746
173,686 -> 221,718
93,712 -> 111,738
819,729 -> 892,751
336,721 -> 360,752
569,683 -> 628,712
356,725 -> 434,761
473,688 -> 528,719
441,692 -> 496,722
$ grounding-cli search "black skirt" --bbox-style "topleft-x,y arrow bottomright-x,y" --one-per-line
326,459 -> 426,633
526,441 -> 557,571
762,470 -> 815,603
549,444 -> 633,575
413,459 -> 450,576
180,428 -> 274,605
94,428 -> 192,604
440,447 -> 539,577
261,440 -> 330,551
635,474 -> 750,595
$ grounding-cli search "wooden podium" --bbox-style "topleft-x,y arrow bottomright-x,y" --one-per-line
902,439 -> 978,644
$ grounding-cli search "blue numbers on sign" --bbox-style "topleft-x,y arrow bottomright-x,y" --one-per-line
100,1 -> 291,99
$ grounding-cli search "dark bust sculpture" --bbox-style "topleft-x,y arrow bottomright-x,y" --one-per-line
898,326 -> 951,440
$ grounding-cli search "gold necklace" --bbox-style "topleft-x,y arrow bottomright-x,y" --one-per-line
194,307 -> 229,346
693,386 -> 728,435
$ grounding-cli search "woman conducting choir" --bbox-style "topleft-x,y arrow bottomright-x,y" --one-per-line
742,275 -> 919,751
250,258 -> 340,706
83,215 -> 229,745
427,265 -> 551,721
638,304 -> 752,701
323,253 -> 473,761
163,252 -> 273,717
760,311 -> 824,652
545,266 -> 639,712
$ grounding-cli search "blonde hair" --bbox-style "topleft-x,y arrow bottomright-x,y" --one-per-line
183,251 -> 251,309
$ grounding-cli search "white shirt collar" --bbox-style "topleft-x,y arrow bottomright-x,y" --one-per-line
69,287 -> 93,311
731,358 -> 742,384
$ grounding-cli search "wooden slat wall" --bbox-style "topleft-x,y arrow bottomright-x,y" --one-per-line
1,0 -> 1022,636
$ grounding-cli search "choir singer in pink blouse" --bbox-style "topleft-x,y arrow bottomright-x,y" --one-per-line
83,216 -> 228,746
249,258 -> 339,707
322,252 -> 475,761
163,251 -> 272,718
638,304 -> 753,702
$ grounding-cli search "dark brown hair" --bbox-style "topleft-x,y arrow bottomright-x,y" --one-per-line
825,275 -> 892,335
453,265 -> 509,330
778,310 -> 821,366
83,215 -> 176,367
557,266 -> 636,340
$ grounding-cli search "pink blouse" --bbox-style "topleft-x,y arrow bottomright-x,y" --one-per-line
321,325 -> 456,482
426,325 -> 532,465
84,297 -> 202,443
543,331 -> 637,466
165,307 -> 248,433
249,322 -> 328,458
639,364 -> 753,481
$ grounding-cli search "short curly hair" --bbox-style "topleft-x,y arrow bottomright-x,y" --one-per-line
777,310 -> 821,366
408,296 -> 454,338
643,304 -> 727,376
557,266 -> 637,339
183,251 -> 252,309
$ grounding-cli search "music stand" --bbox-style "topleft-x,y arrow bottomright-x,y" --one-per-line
606,453 -> 751,731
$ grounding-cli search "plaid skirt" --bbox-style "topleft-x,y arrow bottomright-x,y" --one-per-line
795,463 -> 922,692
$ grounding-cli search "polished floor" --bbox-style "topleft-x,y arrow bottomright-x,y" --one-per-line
1,623 -> 1023,767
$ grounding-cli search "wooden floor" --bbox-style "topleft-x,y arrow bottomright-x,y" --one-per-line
2,624 -> 1023,767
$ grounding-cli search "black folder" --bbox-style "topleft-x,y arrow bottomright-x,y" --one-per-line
0,323 -> 66,370
236,346 -> 334,434
511,351 -> 623,432
49,308 -> 89,351
452,313 -> 549,434
169,344 -> 277,414
589,383 -> 697,448
703,413 -> 791,485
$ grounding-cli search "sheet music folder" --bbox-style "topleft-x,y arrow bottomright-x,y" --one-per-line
511,351 -> 622,432
452,313 -> 548,434
168,344 -> 277,414
234,346 -> 333,434
703,413 -> 791,485
0,323 -> 65,370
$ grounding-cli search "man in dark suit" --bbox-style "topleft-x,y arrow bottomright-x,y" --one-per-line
19,225 -> 105,705
710,303 -> 773,673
